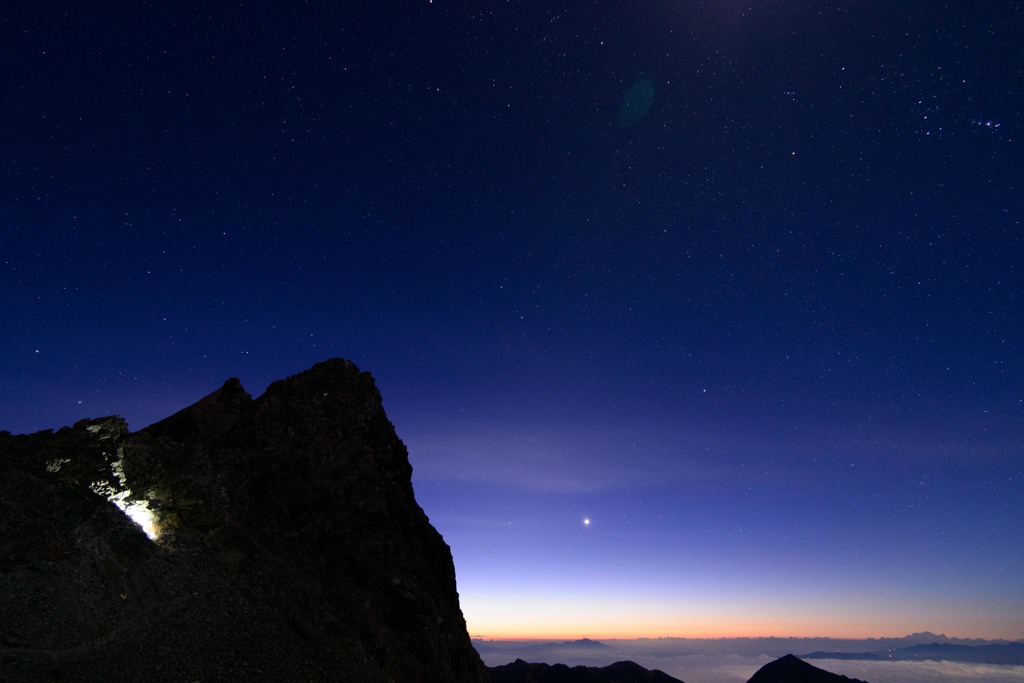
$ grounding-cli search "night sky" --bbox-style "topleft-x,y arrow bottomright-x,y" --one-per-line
3,2 -> 1022,639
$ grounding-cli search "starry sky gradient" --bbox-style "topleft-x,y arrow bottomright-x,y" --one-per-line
3,2 -> 1022,639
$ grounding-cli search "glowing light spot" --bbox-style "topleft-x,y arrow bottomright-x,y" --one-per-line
87,449 -> 162,540
583,517 -> 591,526
120,499 -> 160,540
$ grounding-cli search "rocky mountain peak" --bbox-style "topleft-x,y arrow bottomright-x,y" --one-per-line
0,359 -> 488,682
746,654 -> 869,683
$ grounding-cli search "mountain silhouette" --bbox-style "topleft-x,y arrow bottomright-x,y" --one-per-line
0,359 -> 487,682
490,658 -> 685,683
564,638 -> 610,648
746,654 -> 868,683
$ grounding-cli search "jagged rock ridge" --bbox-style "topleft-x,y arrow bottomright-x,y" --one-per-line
0,359 -> 488,682
490,658 -> 685,683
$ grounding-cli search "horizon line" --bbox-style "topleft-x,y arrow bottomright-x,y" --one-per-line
469,631 -> 1024,642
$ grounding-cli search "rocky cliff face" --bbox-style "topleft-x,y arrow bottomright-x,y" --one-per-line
0,359 -> 488,682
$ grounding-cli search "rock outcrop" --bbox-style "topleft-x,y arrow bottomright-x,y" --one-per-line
489,658 -> 685,683
0,359 -> 488,682
746,654 -> 868,683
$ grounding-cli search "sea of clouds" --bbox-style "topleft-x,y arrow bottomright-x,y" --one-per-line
474,639 -> 1024,683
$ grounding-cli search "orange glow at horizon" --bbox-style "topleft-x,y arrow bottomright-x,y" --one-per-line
465,609 -> 883,641
471,620 -> 1023,642
460,592 -> 1023,643
467,621 -> 896,642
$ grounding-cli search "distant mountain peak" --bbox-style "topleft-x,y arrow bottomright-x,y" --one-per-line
565,637 -> 609,647
908,630 -> 947,640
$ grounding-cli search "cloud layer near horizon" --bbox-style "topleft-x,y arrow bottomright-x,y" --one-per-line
474,641 -> 1024,683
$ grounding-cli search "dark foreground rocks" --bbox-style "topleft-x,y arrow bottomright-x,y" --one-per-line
0,359 -> 488,682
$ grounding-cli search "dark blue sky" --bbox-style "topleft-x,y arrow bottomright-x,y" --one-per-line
3,1 -> 1022,638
